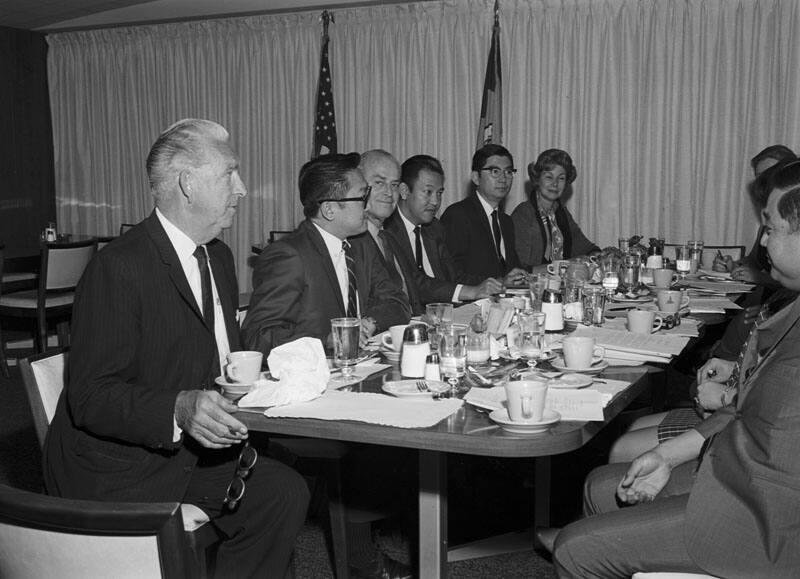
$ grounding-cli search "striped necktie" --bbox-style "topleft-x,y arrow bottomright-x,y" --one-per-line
342,240 -> 358,317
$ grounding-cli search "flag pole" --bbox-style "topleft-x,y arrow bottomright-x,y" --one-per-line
476,0 -> 503,149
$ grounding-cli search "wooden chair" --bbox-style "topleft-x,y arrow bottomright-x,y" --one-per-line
0,239 -> 96,356
96,235 -> 116,251
119,223 -> 136,236
19,348 -> 218,577
0,482 -> 194,579
268,230 -> 294,243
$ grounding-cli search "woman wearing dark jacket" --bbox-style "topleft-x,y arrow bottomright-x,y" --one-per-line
511,148 -> 599,270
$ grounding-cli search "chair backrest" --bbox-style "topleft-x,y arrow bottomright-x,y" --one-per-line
19,349 -> 68,448
268,230 -> 293,243
0,482 -> 191,579
119,223 -> 136,236
40,240 -> 97,292
96,235 -> 116,251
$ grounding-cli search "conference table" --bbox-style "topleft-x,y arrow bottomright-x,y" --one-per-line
236,363 -> 652,578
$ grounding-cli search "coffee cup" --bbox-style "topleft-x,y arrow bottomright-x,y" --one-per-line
657,290 -> 690,314
546,260 -> 570,276
652,268 -> 678,289
381,324 -> 408,352
225,351 -> 263,384
627,309 -> 663,334
504,379 -> 548,422
562,336 -> 604,369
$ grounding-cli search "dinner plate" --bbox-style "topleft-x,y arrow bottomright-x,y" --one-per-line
550,357 -> 609,375
498,349 -> 555,363
611,295 -> 654,304
382,380 -> 449,398
698,273 -> 733,282
380,348 -> 401,362
547,373 -> 593,389
489,408 -> 561,434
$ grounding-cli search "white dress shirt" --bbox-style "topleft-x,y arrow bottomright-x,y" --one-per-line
476,193 -> 507,260
313,222 -> 352,312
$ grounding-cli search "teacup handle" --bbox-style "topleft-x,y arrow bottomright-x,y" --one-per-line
591,345 -> 605,364
651,315 -> 663,333
680,294 -> 691,308
226,362 -> 241,382
546,263 -> 557,275
381,334 -> 394,350
521,395 -> 533,420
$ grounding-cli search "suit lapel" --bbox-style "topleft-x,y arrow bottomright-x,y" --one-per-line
422,226 -> 444,278
303,220 -> 346,314
144,212 -> 206,327
469,194 -> 496,248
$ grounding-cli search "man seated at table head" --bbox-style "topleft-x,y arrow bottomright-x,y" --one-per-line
440,143 -> 528,286
361,150 -> 503,314
43,118 -> 309,577
551,159 -> 800,578
242,152 -> 410,356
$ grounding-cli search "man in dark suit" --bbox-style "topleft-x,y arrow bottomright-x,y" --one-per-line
242,152 -> 410,356
362,151 -> 502,315
552,160 -> 800,578
440,143 -> 527,284
43,119 -> 309,577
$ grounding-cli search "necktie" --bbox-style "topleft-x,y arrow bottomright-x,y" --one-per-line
193,246 -> 215,328
343,240 -> 359,317
491,210 -> 506,271
378,230 -> 407,295
194,245 -> 220,380
414,226 -> 424,271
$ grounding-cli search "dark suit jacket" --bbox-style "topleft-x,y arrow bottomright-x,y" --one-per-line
440,194 -> 521,279
382,212 -> 484,314
242,220 -> 410,356
43,211 -> 241,502
685,295 -> 800,577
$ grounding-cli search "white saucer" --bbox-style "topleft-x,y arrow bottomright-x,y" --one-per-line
550,357 -> 609,375
382,380 -> 449,398
547,373 -> 593,389
381,348 -> 401,362
489,408 -> 561,434
215,372 -> 269,399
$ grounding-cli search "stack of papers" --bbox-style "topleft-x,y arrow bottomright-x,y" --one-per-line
570,327 -> 689,363
602,316 -> 700,337
686,296 -> 742,314
464,380 -> 630,421
677,279 -> 755,295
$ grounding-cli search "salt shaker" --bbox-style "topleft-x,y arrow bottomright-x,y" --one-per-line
424,353 -> 441,381
400,323 -> 430,378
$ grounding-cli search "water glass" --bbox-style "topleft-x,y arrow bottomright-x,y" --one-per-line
675,246 -> 691,279
439,324 -> 467,392
425,302 -> 453,352
582,286 -> 606,326
330,317 -> 361,382
528,273 -> 548,312
517,311 -> 547,367
688,240 -> 703,274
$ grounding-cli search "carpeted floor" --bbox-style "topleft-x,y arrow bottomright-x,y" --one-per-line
0,361 -> 572,577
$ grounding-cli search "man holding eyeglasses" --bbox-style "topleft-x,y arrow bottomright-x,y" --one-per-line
243,152 -> 410,357
44,119 -> 309,578
441,144 -> 527,284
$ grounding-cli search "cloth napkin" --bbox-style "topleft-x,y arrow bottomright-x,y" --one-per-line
263,391 -> 463,428
238,337 -> 328,408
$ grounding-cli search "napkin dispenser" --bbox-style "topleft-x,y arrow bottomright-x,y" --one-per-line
401,323 -> 430,378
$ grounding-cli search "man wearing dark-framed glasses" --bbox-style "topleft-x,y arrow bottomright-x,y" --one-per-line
243,152 -> 410,357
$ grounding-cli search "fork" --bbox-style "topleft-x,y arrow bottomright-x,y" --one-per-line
416,381 -> 430,392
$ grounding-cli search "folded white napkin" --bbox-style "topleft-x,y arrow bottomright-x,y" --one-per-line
238,337 -> 328,408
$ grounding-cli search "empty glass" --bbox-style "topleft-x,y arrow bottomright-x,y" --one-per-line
528,273 -> 548,312
582,286 -> 606,326
517,311 -> 547,367
688,240 -> 703,274
675,245 -> 691,279
425,302 -> 453,352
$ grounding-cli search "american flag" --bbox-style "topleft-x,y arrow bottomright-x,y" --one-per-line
476,0 -> 503,149
313,17 -> 337,158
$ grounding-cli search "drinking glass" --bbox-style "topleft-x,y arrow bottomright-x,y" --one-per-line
602,270 -> 619,297
582,286 -> 606,326
439,323 -> 467,393
528,273 -> 548,312
425,302 -> 453,352
688,240 -> 703,274
330,317 -> 361,383
675,246 -> 692,279
517,311 -> 547,367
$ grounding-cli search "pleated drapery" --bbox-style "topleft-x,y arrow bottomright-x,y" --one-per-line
47,0 -> 800,289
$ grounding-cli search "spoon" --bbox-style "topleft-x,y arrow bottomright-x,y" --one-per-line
467,366 -> 494,386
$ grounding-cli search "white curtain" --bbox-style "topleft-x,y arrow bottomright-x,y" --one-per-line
48,0 -> 800,289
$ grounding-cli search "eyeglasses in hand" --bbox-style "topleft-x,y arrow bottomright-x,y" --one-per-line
223,441 -> 258,510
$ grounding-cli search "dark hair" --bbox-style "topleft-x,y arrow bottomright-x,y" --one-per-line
401,155 -> 444,188
767,160 -> 800,232
751,159 -> 797,209
298,152 -> 362,218
471,144 -> 514,172
527,149 -> 577,186
751,145 -> 796,174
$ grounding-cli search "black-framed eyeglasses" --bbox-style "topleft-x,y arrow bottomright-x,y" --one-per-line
480,166 -> 517,179
318,186 -> 372,206
223,441 -> 258,510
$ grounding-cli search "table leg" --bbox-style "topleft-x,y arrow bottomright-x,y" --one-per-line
533,456 -> 551,530
418,449 -> 447,579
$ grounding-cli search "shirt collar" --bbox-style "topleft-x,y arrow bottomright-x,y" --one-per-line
397,208 -> 418,235
476,193 -> 496,220
312,221 -> 347,257
155,207 -> 199,265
